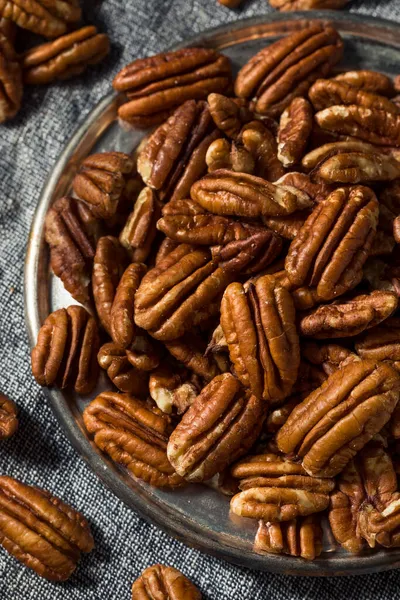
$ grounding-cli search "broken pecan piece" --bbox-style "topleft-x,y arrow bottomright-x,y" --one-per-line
254,516 -> 323,560
31,305 -> 99,395
22,26 -> 110,84
0,392 -> 17,440
0,0 -> 81,38
276,360 -> 400,477
119,187 -> 160,263
309,79 -> 398,114
334,70 -> 396,97
0,475 -> 93,581
131,564 -> 201,600
208,92 -> 251,139
167,373 -> 265,482
113,48 -> 232,128
149,365 -> 200,415
110,262 -> 146,348
277,97 -> 313,167
0,32 -> 22,123
97,342 -> 149,396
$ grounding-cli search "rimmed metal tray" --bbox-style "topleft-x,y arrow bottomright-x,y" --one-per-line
25,11 -> 400,576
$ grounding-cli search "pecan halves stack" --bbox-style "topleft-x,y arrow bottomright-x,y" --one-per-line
309,79 -> 399,114
0,0 -> 81,38
0,392 -> 18,440
31,305 -> 100,395
0,475 -> 94,581
83,391 -> 183,488
285,186 -> 379,304
167,373 -> 265,482
131,564 -> 202,600
119,187 -> 160,263
277,97 -> 313,167
220,276 -> 300,403
110,262 -> 146,348
235,24 -> 343,117
73,152 -> 134,219
22,26 -> 110,85
97,342 -> 149,396
113,48 -> 232,128
0,32 -> 22,122
254,516 -> 323,560
276,359 -> 400,477
45,196 -> 102,305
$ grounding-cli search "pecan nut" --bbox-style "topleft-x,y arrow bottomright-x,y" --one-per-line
83,391 -> 183,488
149,365 -> 200,415
276,360 -> 400,477
0,0 -> 81,38
0,32 -> 22,122
119,187 -> 160,263
0,392 -> 18,440
155,237 -> 179,265
0,475 -> 94,581
269,0 -> 348,8
110,262 -> 146,348
301,139 -> 380,170
97,342 -> 149,396
208,92 -> 251,139
239,120 -> 285,181
235,24 -> 343,117
312,151 -> 400,184
164,334 -> 221,382
0,17 -> 16,41
131,564 -> 201,600
113,48 -> 232,128
301,341 -> 355,376
167,373 -> 265,482
31,305 -> 100,395
309,79 -> 398,114
254,516 -> 323,560
277,97 -> 313,167
220,276 -> 300,403
334,70 -> 396,97
22,26 -> 110,85
355,317 -> 400,368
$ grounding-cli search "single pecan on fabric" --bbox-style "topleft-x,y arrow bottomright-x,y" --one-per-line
355,317 -> 400,370
164,334 -> 221,381
134,244 -> 233,341
92,236 -> 128,334
97,342 -> 149,396
269,0 -> 348,8
301,341 -> 355,376
113,48 -> 232,128
73,152 -> 134,219
31,305 -> 99,395
0,17 -> 15,41
83,391 -> 183,488
309,79 -> 399,114
285,186 -> 379,303
119,187 -> 160,263
167,373 -> 265,482
277,97 -> 313,167
254,516 -> 323,560
149,365 -> 201,415
220,275 -> 300,403
0,32 -> 22,123
21,26 -> 110,85
235,24 -> 343,117
311,151 -> 400,184
0,392 -> 18,440
334,70 -> 396,97
0,475 -> 94,581
45,196 -> 102,305
110,262 -> 146,348
207,93 -> 251,139
0,0 -> 81,38
276,359 -> 400,477
131,564 -> 202,600
137,100 -> 219,202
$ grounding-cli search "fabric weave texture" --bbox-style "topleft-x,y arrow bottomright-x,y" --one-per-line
1,1 -> 400,598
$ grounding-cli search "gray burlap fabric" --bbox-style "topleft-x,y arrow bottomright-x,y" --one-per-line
1,1 -> 400,597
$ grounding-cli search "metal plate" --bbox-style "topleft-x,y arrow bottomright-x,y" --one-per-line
24,11 -> 400,576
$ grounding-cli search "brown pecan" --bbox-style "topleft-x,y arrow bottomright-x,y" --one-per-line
31,305 -> 99,395
45,196 -> 102,305
355,317 -> 400,368
239,120 -> 285,181
266,397 -> 300,433
110,263 -> 146,348
290,359 -> 327,398
134,244 -> 232,341
300,291 -> 398,339
119,187 -> 160,263
155,237 -> 179,265
309,79 -> 398,114
220,276 -> 300,403
73,152 -> 134,220
285,186 -> 379,302
254,516 -> 323,560
113,48 -> 232,128
301,341 -> 355,376
0,475 -> 93,581
276,360 -> 400,477
334,70 -> 396,97
277,97 -> 313,167
92,236 -> 128,334
218,0 -> 243,6
269,0 -> 348,7
206,137 -> 255,174
191,169 -> 312,218
164,334 -> 220,381
21,26 -> 110,85
0,0 -> 81,38
315,105 -> 400,147
0,17 -> 16,42
207,93 -> 251,139
131,564 -> 201,600
0,32 -> 22,122
167,373 -> 265,482
301,140 -> 382,170
0,392 -> 17,440
149,365 -> 201,415
235,25 -> 343,117
97,342 -> 149,396
312,151 -> 400,184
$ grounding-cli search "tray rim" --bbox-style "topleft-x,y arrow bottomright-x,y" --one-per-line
24,10 -> 400,577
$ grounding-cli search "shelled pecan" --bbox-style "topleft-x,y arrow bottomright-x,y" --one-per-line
0,32 -> 22,122
155,237 -> 179,264
110,262 -> 146,348
269,0 -> 348,8
218,0 -> 243,6
301,341 -> 354,375
97,342 -> 149,396
83,391 -> 183,488
113,48 -> 232,128
334,70 -> 396,97
355,317 -> 400,368
206,137 -> 253,173
277,97 -> 313,167
301,139 -> 379,170
31,305 -> 99,395
0,392 -> 18,440
254,516 -> 323,560
0,0 -> 81,38
309,79 -> 398,113
312,151 -> 400,184
239,120 -> 285,181
149,365 -> 201,414
131,564 -> 202,600
119,187 -> 160,263
207,93 -> 251,139
164,334 -> 221,381
0,475 -> 94,581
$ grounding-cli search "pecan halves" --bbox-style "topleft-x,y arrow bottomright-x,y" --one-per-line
0,32 -> 22,122
134,244 -> 233,341
22,26 -> 110,85
97,342 -> 149,396
110,262 -> 146,348
31,305 -> 100,395
313,151 -> 400,184
0,475 -> 93,581
355,317 -> 400,367
235,24 -> 343,117
301,341 -> 355,376
207,92 -> 251,139
73,152 -> 134,219
301,140 -> 381,171
45,196 -> 102,305
277,97 -> 313,167
220,276 -> 300,403
239,120 -> 285,181
83,391 -> 183,488
276,360 -> 400,477
119,187 -> 160,263
285,186 -> 379,302
149,366 -> 200,415
254,517 -> 323,560
167,373 -> 265,482
269,0 -> 348,8
0,0 -> 81,38
334,70 -> 396,97
113,48 -> 232,128
131,564 -> 202,600
164,334 -> 220,381
0,392 -> 18,440
309,79 -> 399,114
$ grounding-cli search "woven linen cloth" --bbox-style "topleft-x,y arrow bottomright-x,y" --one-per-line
1,0 -> 400,597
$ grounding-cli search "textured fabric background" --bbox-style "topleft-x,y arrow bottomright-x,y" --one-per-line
1,1 -> 400,598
